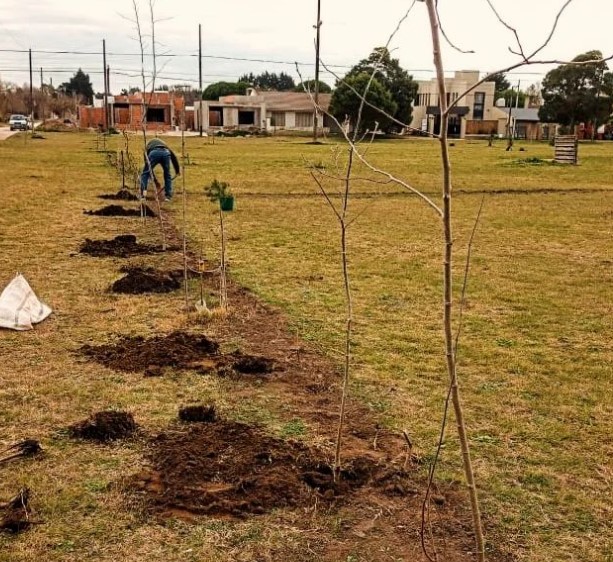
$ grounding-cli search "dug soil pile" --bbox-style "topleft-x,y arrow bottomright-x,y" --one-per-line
80,331 -> 220,372
98,188 -> 139,201
85,205 -> 156,217
81,331 -> 274,376
111,266 -> 181,294
79,235 -> 164,257
134,419 -> 410,518
68,411 -> 137,442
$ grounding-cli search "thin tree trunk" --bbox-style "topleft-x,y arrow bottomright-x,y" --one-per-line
425,1 -> 485,560
333,148 -> 354,482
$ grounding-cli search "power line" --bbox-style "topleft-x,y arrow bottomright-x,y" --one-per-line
0,47 -> 352,68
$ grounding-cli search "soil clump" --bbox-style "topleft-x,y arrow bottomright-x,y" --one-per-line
68,411 -> 137,442
0,489 -> 32,533
111,266 -> 181,294
98,188 -> 139,201
85,205 -> 156,217
79,235 -> 163,257
178,404 -> 217,423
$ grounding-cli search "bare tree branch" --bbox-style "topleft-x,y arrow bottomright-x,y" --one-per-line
436,0 -> 475,54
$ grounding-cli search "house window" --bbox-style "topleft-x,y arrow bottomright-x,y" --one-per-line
146,107 -> 165,122
473,92 -> 485,120
209,107 -> 223,127
295,112 -> 313,128
238,110 -> 255,125
270,111 -> 285,127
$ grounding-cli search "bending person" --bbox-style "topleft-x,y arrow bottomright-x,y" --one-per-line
140,138 -> 180,201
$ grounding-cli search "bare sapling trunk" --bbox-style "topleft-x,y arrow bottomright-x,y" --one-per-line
133,0 -> 166,248
218,206 -> 228,311
181,114 -> 189,310
333,148 -> 353,482
425,1 -> 485,560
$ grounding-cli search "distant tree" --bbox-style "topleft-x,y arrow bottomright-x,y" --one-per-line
331,47 -> 416,133
489,71 -> 511,97
294,79 -> 332,93
539,50 -> 613,127
329,72 -> 397,133
238,71 -> 295,91
203,81 -> 250,100
58,69 -> 94,104
498,88 -> 526,108
525,82 -> 543,108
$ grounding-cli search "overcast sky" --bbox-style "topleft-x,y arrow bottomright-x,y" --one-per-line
1,0 -> 611,93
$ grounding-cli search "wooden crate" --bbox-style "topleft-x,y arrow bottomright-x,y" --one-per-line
554,135 -> 578,164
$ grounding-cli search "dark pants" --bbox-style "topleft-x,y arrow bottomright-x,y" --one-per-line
140,147 -> 173,198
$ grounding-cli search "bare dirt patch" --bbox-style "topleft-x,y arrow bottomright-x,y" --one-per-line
98,188 -> 139,201
111,266 -> 181,294
78,235 -> 165,257
80,331 -> 276,378
134,419 -> 409,519
85,205 -> 156,217
80,331 -> 220,373
68,411 -> 137,442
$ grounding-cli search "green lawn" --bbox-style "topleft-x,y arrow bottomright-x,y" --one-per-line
0,132 -> 611,562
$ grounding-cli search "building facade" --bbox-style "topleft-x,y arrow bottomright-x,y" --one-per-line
411,71 -> 499,138
194,89 -> 332,133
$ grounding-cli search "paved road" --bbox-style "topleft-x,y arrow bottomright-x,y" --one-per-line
0,126 -> 20,141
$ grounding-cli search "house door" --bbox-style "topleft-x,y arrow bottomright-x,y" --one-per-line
433,115 -> 462,137
447,116 -> 461,137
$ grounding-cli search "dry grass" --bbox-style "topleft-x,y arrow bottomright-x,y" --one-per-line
0,132 -> 611,562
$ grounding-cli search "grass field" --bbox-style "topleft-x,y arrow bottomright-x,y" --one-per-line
0,131 -> 611,562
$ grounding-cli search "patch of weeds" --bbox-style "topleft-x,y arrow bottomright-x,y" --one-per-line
53,540 -> 76,552
279,418 -> 307,438
495,337 -> 515,348
84,480 -> 109,493
519,472 -> 552,490
471,433 -> 499,445
478,381 -> 505,393
504,157 -> 555,166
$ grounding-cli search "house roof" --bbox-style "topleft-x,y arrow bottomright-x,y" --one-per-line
498,107 -> 541,121
218,92 -> 331,112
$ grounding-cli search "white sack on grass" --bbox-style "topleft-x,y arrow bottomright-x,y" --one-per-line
0,274 -> 52,331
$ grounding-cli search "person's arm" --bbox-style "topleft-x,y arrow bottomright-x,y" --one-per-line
170,150 -> 180,175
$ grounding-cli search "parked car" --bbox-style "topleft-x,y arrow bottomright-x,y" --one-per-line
9,114 -> 29,131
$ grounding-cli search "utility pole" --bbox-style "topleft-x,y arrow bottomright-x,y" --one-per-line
312,0 -> 322,142
29,48 -> 34,132
103,39 -> 108,131
40,67 -> 44,122
107,64 -> 111,128
199,23 -> 203,137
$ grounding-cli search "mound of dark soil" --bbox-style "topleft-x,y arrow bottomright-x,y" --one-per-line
68,411 -> 137,442
85,205 -> 156,217
135,420 -> 391,518
79,235 -> 162,257
111,266 -> 181,294
0,488 -> 31,533
178,404 -> 216,423
80,331 -> 220,373
98,188 -> 139,201
231,352 -> 274,374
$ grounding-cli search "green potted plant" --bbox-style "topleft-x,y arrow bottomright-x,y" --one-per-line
205,179 -> 234,211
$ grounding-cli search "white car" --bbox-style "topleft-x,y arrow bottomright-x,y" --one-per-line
9,114 -> 29,131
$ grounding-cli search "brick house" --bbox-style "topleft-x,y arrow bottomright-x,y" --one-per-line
78,91 -> 187,131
